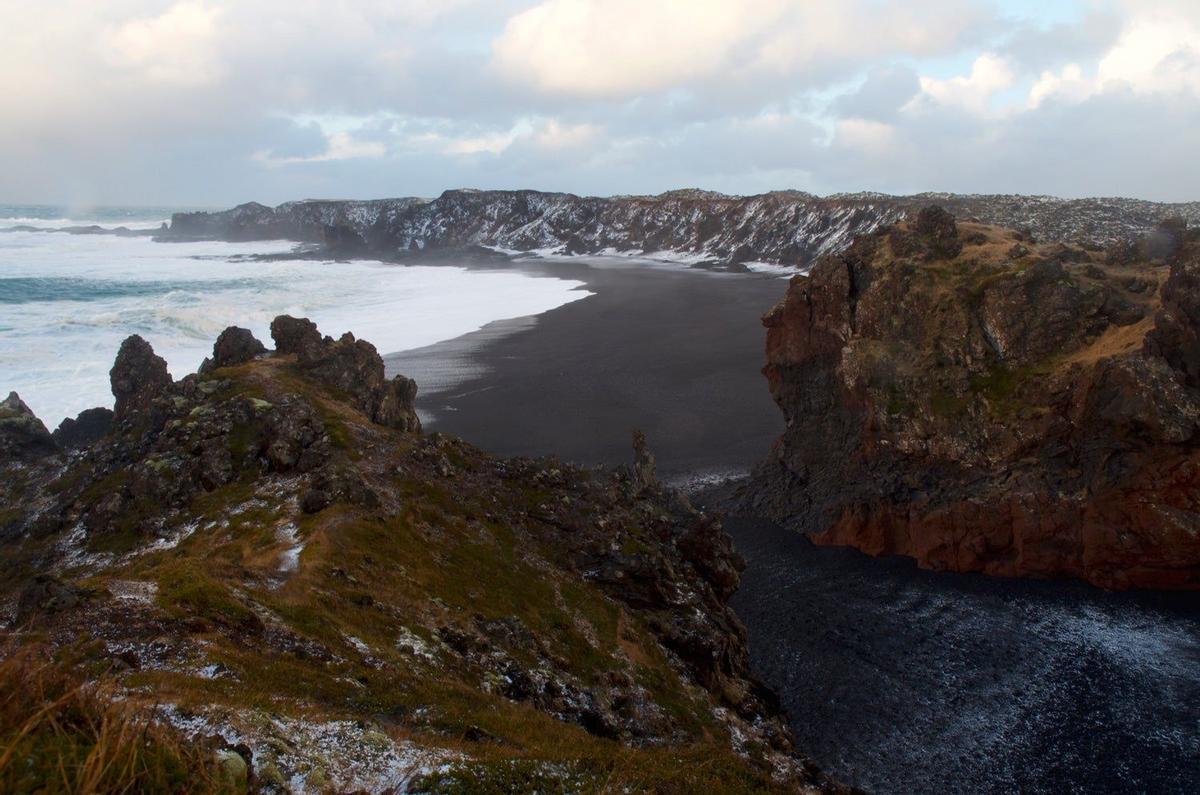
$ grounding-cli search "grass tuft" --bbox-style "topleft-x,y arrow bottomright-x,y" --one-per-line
0,646 -> 227,794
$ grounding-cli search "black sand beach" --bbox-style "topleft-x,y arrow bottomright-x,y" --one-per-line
387,257 -> 1200,793
387,258 -> 789,481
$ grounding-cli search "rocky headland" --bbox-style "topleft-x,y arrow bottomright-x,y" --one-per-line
162,189 -> 1200,269
744,208 -> 1200,590
0,320 -> 841,792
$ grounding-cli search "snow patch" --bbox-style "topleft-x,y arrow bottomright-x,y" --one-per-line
108,580 -> 159,606
743,261 -> 805,278
159,705 -> 462,794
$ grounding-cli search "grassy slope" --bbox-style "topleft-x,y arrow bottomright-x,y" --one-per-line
1,358 -> 809,793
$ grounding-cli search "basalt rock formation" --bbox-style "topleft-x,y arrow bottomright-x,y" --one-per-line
744,210 -> 1200,590
269,315 -> 420,432
0,320 -> 838,792
0,392 -> 58,462
163,189 -> 1200,269
200,325 -> 267,373
51,407 -> 114,451
109,334 -> 173,421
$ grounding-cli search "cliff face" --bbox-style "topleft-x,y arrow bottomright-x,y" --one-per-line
0,321 -> 837,792
165,189 -> 1200,268
744,209 -> 1200,590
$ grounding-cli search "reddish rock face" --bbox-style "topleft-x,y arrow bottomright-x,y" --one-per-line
745,210 -> 1200,590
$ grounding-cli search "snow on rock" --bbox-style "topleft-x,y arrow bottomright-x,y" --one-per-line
158,704 -> 462,794
170,189 -> 1200,269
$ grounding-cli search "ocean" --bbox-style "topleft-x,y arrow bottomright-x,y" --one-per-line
0,205 -> 590,428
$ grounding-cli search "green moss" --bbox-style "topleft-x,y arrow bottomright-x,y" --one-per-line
413,745 -> 791,794
79,469 -> 129,505
155,562 -> 258,630
0,506 -> 23,532
86,525 -> 145,556
414,759 -> 605,794
226,421 -> 260,463
78,470 -> 162,555
965,359 -> 1060,420
321,412 -> 356,453
929,388 -> 969,418
971,366 -> 1019,403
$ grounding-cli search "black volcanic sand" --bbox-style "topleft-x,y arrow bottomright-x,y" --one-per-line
387,257 -> 1200,793
387,257 -> 789,481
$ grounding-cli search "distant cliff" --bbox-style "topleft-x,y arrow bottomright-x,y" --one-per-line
165,189 -> 1200,268
743,209 -> 1200,590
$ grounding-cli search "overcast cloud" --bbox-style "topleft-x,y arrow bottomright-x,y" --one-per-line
0,0 -> 1197,205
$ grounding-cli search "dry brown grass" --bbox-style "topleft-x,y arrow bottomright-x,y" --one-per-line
0,646 -> 225,794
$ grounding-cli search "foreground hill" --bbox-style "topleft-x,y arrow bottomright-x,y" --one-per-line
744,209 -> 1200,590
164,189 -> 1200,269
0,321 -> 840,792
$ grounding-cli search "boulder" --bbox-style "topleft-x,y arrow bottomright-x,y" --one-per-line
15,575 -> 85,624
201,326 -> 267,372
270,315 -> 323,359
890,204 -> 963,260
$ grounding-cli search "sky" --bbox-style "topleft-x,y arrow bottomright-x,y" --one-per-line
0,0 -> 1197,206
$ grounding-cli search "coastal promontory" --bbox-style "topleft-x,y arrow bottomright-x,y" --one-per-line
745,208 -> 1200,590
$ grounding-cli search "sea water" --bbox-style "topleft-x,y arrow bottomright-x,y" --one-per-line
0,206 -> 590,427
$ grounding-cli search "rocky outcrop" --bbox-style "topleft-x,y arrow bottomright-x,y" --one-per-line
745,211 -> 1200,590
630,430 -> 658,493
109,335 -> 173,421
164,189 -> 1200,269
0,321 -> 835,792
52,407 -> 114,451
199,326 -> 266,372
270,315 -> 420,432
0,392 -> 58,462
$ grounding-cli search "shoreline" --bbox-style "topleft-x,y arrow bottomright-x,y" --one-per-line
385,255 -> 791,479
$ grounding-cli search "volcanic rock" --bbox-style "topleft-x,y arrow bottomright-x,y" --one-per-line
109,335 -> 172,420
52,407 -> 114,451
200,326 -> 267,372
270,315 -> 420,432
0,319 -> 833,791
164,190 -> 1200,270
0,392 -> 58,462
744,208 -> 1200,590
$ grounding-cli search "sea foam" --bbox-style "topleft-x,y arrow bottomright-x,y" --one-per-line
0,228 -> 590,426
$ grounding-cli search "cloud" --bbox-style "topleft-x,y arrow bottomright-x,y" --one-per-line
491,0 -> 993,98
256,131 -> 387,166
1097,9 -> 1200,95
101,2 -> 224,86
491,0 -> 774,96
834,119 -> 899,156
911,54 -> 1017,115
834,66 -> 921,121
0,0 -> 1196,205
